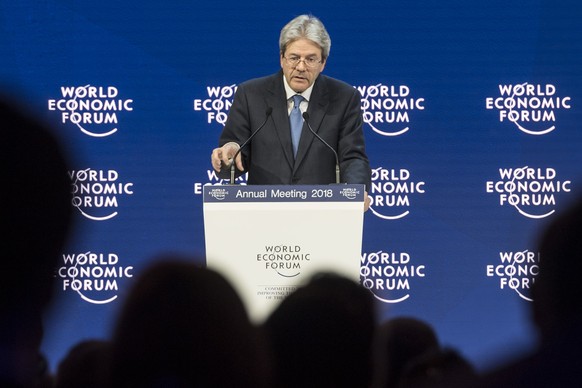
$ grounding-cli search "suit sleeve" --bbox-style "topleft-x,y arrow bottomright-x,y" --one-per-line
337,87 -> 372,191
216,84 -> 251,179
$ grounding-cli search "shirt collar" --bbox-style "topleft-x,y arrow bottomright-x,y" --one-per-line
283,73 -> 314,102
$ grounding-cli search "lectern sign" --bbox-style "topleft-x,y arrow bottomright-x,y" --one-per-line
203,184 -> 365,321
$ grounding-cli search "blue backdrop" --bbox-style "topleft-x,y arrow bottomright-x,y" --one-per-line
2,0 -> 581,373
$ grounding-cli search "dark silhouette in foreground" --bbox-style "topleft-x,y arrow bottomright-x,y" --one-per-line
109,257 -> 270,388
263,273 -> 376,388
476,198 -> 582,387
0,98 -> 72,387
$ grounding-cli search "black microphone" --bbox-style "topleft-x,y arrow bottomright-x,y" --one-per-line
229,107 -> 273,184
302,112 -> 340,184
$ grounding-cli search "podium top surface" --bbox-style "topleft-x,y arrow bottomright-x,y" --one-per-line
203,184 -> 365,203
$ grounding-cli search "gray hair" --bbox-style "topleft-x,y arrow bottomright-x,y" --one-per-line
279,15 -> 331,60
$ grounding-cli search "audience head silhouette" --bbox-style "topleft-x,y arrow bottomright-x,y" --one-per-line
373,316 -> 440,388
0,98 -> 72,313
109,256 -> 269,388
262,272 -> 376,388
473,197 -> 582,388
0,97 -> 72,387
398,347 -> 477,388
54,339 -> 110,388
532,198 -> 582,340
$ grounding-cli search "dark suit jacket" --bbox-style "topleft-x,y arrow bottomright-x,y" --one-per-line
218,70 -> 371,190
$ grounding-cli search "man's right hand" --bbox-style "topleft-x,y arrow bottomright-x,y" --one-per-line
210,142 -> 242,172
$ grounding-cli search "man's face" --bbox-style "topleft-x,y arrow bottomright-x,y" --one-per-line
280,38 -> 326,93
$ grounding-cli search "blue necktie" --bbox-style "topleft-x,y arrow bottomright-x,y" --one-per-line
290,94 -> 304,157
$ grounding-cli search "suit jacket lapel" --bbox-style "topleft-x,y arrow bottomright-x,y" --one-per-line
267,72 -> 295,170
294,75 -> 329,172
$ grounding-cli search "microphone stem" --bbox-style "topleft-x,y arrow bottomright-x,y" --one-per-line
225,107 -> 272,185
230,161 -> 236,185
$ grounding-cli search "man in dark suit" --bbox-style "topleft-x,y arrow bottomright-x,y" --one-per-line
211,14 -> 371,210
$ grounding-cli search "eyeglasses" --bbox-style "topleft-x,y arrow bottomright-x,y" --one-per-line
283,55 -> 323,68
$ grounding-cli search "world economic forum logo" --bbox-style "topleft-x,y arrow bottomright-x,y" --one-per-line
58,251 -> 134,304
70,169 -> 134,221
256,245 -> 311,278
485,166 -> 571,219
48,85 -> 133,137
356,83 -> 425,137
360,250 -> 427,304
369,167 -> 426,220
193,85 -> 237,125
486,249 -> 539,302
485,82 -> 571,135
207,187 -> 229,200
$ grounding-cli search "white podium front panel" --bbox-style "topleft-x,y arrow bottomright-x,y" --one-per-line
203,185 -> 365,322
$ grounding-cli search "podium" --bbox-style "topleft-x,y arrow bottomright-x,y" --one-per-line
203,184 -> 365,322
